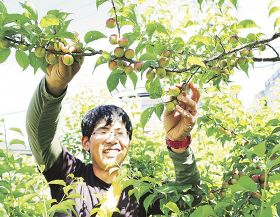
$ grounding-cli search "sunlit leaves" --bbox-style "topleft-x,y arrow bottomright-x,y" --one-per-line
269,6 -> 280,17
40,14 -> 59,28
187,56 -> 206,68
84,31 -> 106,43
237,19 -> 258,29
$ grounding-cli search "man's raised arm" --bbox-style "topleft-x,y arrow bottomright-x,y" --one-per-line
26,51 -> 83,170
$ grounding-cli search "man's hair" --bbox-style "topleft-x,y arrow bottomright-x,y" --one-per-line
81,105 -> 133,140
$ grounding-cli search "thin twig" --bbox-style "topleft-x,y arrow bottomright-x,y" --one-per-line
215,35 -> 225,53
266,44 -> 279,57
206,115 -> 250,144
111,0 -> 121,38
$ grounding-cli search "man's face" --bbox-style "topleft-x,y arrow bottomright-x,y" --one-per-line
83,118 -> 130,171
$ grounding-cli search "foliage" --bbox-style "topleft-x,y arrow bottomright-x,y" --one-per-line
0,0 -> 280,216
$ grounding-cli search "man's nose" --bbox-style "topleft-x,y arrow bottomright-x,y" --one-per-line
105,132 -> 119,144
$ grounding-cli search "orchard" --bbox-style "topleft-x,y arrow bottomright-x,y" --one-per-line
0,0 -> 280,216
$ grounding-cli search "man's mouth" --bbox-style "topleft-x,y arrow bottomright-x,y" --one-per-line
103,148 -> 121,154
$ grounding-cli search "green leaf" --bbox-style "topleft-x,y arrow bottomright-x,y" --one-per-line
40,14 -> 59,28
270,193 -> 280,205
15,50 -> 29,70
272,127 -> 280,134
269,6 -> 280,17
235,176 -> 258,192
259,206 -> 273,217
229,0 -> 237,9
181,194 -> 194,207
197,0 -> 203,7
140,107 -> 154,128
148,78 -> 162,99
4,13 -> 29,25
269,173 -> 280,182
0,1 -> 7,13
0,48 -> 11,63
20,1 -> 38,21
187,56 -> 206,68
154,103 -> 164,120
123,32 -> 139,47
143,194 -> 157,212
128,71 -> 138,89
267,157 -> 280,171
139,53 -> 157,61
266,119 -> 280,126
190,205 -> 216,217
269,144 -> 280,158
238,60 -> 249,74
49,180 -> 66,186
146,22 -> 156,38
164,201 -> 180,215
237,19 -> 258,29
84,31 -> 106,43
172,37 -> 185,51
135,41 -> 147,55
253,141 -> 266,157
29,52 -> 43,73
9,127 -> 23,136
9,139 -> 25,146
156,22 -> 168,34
93,56 -> 107,72
96,0 -> 108,9
107,70 -> 121,92
275,17 -> 280,27
119,73 -> 127,87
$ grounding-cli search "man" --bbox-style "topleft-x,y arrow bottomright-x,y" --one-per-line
26,53 -> 201,216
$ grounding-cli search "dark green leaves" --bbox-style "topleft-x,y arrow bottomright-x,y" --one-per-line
15,50 -> 29,70
84,31 -> 106,43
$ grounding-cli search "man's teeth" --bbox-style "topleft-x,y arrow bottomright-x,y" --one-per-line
104,149 -> 119,153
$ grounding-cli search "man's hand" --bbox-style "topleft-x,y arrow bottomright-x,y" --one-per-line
46,46 -> 84,97
164,82 -> 200,141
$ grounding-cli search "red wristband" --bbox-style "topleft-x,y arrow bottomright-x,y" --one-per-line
166,136 -> 191,149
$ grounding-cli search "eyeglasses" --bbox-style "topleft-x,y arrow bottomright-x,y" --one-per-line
92,130 -> 128,141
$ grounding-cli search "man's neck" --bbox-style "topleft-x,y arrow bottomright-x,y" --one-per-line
92,164 -> 118,184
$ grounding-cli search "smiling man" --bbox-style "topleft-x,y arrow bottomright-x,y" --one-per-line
26,53 -> 201,216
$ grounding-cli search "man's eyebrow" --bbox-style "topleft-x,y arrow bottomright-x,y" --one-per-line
95,126 -> 110,131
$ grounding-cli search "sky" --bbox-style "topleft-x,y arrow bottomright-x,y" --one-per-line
0,0 -> 279,139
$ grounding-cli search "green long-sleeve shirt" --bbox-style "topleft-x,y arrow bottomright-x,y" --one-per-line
26,77 -> 200,216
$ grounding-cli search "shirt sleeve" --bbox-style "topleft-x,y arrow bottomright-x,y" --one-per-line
168,147 -> 200,185
26,77 -> 66,170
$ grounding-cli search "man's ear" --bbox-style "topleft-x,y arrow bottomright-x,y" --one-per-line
82,136 -> 90,152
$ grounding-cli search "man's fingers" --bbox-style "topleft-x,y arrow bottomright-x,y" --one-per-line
177,94 -> 196,111
189,82 -> 200,102
175,104 -> 194,122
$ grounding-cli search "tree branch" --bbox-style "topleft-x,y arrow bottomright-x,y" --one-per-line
111,0 -> 121,38
166,32 -> 280,73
